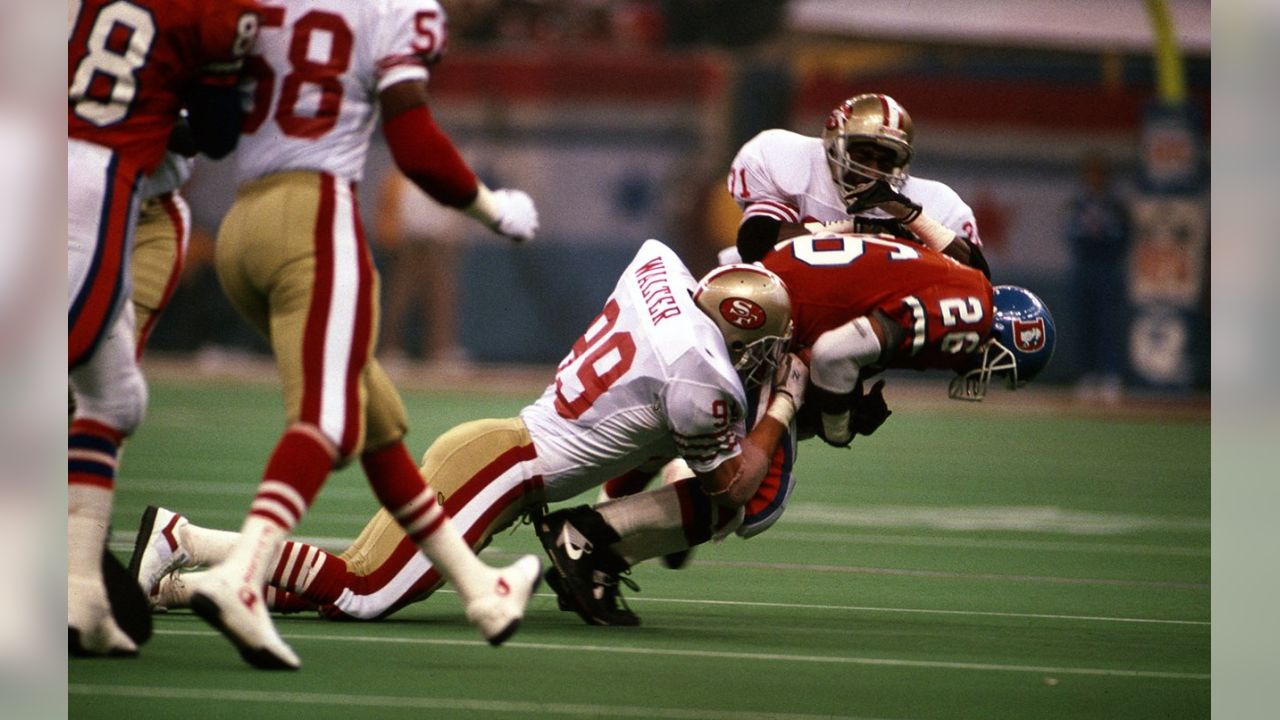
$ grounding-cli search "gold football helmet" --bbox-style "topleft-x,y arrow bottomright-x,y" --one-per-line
694,264 -> 793,388
821,93 -> 914,206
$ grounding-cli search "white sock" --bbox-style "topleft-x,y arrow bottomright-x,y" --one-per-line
222,515 -> 288,587
612,528 -> 692,567
416,513 -> 490,604
68,484 -> 113,579
392,487 -> 490,604
595,483 -> 685,537
182,522 -> 244,567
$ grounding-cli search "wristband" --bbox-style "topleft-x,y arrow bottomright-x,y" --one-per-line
463,182 -> 501,227
765,393 -> 797,426
905,213 -> 956,253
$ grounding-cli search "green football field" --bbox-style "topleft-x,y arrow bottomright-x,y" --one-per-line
70,377 -> 1210,719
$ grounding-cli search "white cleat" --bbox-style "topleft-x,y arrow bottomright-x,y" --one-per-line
127,506 -> 194,608
186,566 -> 300,670
69,575 -> 138,657
153,571 -> 195,612
464,554 -> 542,646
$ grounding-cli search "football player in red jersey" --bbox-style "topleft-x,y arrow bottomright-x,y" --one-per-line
541,232 -> 1056,624
67,0 -> 261,657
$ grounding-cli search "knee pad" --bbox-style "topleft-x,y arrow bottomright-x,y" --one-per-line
74,365 -> 147,436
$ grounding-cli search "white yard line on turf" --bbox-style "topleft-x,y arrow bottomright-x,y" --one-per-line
762,530 -> 1209,557
70,681 -> 906,717
68,685 -> 899,720
144,630 -> 1210,680
604,596 -> 1210,626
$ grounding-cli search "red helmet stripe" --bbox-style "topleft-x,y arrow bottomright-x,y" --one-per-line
879,95 -> 902,129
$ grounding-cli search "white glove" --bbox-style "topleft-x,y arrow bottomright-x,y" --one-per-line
490,188 -> 538,242
773,352 -> 809,410
717,246 -> 743,265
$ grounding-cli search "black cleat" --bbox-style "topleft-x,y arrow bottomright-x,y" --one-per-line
534,508 -> 640,626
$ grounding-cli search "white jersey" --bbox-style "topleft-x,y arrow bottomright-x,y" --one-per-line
233,0 -> 446,184
521,240 -> 749,501
728,129 -> 980,245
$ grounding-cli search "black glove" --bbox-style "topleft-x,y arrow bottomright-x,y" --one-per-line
846,180 -> 921,223
166,116 -> 200,158
850,379 -> 892,437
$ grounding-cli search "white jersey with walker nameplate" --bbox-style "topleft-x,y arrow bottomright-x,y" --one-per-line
521,239 -> 748,501
233,0 -> 447,184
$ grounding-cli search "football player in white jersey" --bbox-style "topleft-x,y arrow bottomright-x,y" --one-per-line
129,240 -> 807,628
181,0 -> 542,669
726,93 -> 989,276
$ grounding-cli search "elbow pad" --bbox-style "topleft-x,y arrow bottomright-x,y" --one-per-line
810,316 -> 882,394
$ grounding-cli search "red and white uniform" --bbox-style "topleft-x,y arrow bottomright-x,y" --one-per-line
764,233 -> 995,372
68,0 -> 258,368
728,129 -> 980,246
522,239 -> 749,502
309,241 -> 751,619
234,0 -> 447,184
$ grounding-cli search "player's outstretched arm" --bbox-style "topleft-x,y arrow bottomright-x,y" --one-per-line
379,80 -> 538,242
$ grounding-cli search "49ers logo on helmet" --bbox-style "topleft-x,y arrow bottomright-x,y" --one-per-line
719,298 -> 765,330
1013,318 -> 1047,352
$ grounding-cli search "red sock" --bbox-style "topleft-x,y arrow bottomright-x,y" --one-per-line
267,540 -> 349,606
265,587 -> 319,614
361,441 -> 447,542
673,478 -> 716,545
250,427 -> 333,531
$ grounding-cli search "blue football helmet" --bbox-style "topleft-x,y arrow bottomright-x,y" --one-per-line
949,285 -> 1056,401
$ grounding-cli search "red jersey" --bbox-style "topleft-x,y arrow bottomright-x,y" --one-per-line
68,0 -> 261,176
762,233 -> 995,372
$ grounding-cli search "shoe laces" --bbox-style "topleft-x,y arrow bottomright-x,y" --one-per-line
592,569 -> 639,612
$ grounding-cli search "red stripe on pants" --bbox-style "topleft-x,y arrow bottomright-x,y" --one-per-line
70,167 -> 136,368
300,175 -> 337,428
135,192 -> 188,358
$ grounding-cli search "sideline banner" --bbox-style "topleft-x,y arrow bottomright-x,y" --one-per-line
1128,102 -> 1208,390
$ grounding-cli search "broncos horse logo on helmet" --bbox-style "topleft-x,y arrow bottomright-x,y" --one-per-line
949,285 -> 1056,401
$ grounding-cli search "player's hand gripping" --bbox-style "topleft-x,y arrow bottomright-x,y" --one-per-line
772,352 -> 809,413
490,188 -> 539,242
845,179 -> 921,223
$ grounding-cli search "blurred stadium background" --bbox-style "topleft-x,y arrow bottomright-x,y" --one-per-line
51,1 -> 1220,719
152,0 -> 1211,398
